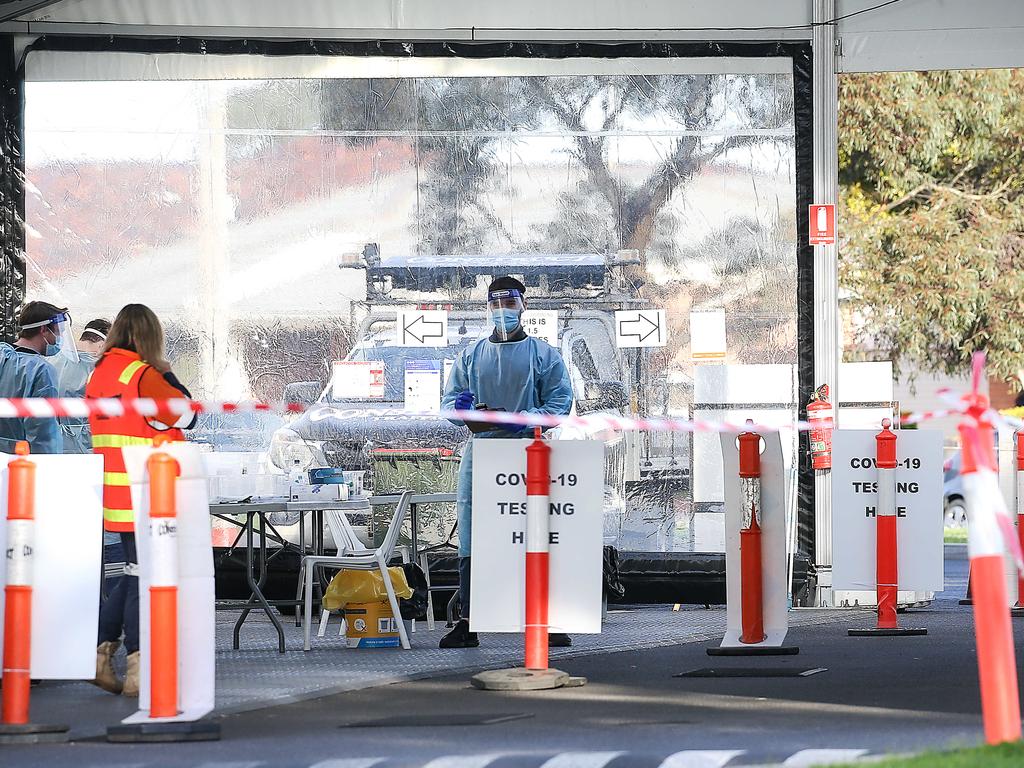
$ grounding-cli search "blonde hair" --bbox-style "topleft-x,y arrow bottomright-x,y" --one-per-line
104,304 -> 170,372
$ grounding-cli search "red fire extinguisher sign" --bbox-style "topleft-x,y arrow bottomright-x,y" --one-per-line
809,204 -> 836,246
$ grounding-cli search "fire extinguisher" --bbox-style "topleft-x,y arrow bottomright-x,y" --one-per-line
807,384 -> 833,470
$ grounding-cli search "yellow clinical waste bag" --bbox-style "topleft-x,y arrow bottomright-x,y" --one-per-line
322,567 -> 413,612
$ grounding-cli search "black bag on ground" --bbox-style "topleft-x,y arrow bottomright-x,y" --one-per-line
398,562 -> 429,620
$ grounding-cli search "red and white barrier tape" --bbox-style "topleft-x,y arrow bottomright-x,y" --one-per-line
0,395 -> 980,434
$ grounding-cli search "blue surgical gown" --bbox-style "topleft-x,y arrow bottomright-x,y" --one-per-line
0,343 -> 61,455
441,335 -> 574,556
47,352 -> 100,454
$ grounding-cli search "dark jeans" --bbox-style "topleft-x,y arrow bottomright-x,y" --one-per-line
459,556 -> 471,620
98,532 -> 139,654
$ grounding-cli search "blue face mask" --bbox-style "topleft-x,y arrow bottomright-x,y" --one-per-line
492,309 -> 521,334
43,332 -> 61,357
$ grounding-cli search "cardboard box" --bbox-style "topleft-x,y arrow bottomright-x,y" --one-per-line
344,601 -> 401,648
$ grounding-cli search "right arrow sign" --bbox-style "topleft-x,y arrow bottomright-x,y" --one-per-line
615,309 -> 667,348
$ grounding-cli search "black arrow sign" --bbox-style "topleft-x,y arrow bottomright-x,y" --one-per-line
618,312 -> 661,344
403,314 -> 445,344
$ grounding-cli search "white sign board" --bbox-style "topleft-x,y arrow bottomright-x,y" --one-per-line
470,439 -> 604,633
0,453 -> 103,679
123,443 -> 215,724
832,429 -> 944,592
691,309 -> 726,362
521,310 -> 559,346
615,309 -> 666,348
718,431 -> 791,648
397,309 -> 448,347
404,360 -> 442,413
332,360 -> 385,399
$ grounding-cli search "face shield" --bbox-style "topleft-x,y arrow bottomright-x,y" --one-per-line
487,288 -> 525,342
21,312 -> 78,363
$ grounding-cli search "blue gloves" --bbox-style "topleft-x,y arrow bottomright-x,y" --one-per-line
506,423 -> 530,434
454,390 -> 476,411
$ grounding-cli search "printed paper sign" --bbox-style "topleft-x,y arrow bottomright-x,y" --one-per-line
521,310 -> 559,346
404,360 -> 442,413
691,309 -> 726,362
332,361 -> 385,399
615,309 -> 666,348
397,310 -> 448,347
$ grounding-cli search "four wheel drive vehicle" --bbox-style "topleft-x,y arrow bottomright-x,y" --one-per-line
943,452 -> 966,528
266,251 -> 688,548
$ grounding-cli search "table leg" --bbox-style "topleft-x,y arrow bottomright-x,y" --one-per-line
232,511 -> 288,653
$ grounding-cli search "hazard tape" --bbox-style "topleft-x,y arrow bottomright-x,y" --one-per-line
0,395 -> 1001,434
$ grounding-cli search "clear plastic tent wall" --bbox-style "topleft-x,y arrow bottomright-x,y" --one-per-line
23,46 -> 806,557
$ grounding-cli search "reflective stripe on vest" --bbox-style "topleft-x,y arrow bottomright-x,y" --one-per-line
93,434 -> 155,449
104,471 -> 130,486
118,359 -> 147,385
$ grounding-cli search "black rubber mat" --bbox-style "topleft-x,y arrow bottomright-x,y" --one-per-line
675,667 -> 827,678
339,713 -> 533,728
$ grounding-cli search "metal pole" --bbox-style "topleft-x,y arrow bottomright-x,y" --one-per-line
812,0 -> 840,606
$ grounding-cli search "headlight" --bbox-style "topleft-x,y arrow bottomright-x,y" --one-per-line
269,428 -> 325,471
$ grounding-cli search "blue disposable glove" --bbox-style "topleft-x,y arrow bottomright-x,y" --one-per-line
454,390 -> 476,411
506,422 -> 530,434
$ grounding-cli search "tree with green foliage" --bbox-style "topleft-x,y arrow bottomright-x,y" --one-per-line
839,70 -> 1024,382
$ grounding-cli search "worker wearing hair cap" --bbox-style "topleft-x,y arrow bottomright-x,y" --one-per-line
48,318 -> 112,454
438,276 -> 574,649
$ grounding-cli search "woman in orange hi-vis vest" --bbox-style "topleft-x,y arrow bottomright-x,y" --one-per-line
85,304 -> 196,697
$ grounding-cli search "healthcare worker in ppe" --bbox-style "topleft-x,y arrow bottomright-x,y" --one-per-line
439,276 -> 574,649
0,301 -> 77,454
49,318 -> 111,454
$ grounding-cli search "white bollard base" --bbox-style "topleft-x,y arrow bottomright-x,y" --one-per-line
471,668 -> 585,691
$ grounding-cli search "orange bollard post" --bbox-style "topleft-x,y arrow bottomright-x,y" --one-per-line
147,446 -> 180,719
738,425 -> 765,644
524,427 -> 551,671
960,391 -> 1022,744
0,442 -> 68,744
849,421 -> 926,637
1014,431 -> 1024,617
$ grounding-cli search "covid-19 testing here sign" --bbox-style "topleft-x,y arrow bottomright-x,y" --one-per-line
470,439 -> 604,634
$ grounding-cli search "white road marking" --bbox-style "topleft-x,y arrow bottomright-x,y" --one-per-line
540,752 -> 626,768
658,751 -> 745,768
309,760 -> 387,768
421,755 -> 506,768
783,749 -> 869,767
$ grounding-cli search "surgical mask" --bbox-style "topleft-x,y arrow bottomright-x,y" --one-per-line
43,331 -> 61,357
493,309 -> 521,334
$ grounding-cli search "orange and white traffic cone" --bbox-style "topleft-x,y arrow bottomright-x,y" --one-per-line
959,392 -> 1021,744
0,442 -> 68,744
849,420 -> 926,637
525,428 -> 551,671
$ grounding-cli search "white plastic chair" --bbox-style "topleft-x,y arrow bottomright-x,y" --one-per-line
300,491 -> 413,651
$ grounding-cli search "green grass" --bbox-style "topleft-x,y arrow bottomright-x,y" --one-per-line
944,527 -> 968,544
826,742 -> 1024,767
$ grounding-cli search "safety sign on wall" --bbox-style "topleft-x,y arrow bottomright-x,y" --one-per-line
831,429 -> 944,591
615,309 -> 666,348
809,204 -> 836,246
470,439 -> 605,633
521,309 -> 559,347
331,360 -> 385,399
396,309 -> 447,347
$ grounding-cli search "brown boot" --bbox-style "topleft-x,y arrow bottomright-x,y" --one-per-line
122,651 -> 140,697
92,641 -> 123,694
